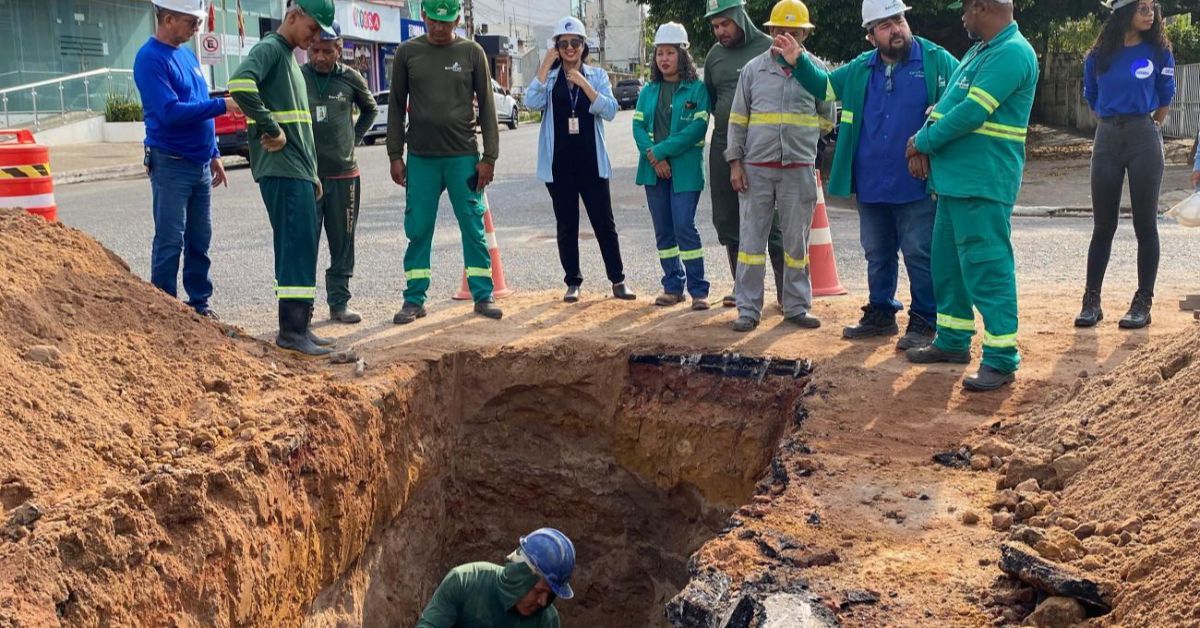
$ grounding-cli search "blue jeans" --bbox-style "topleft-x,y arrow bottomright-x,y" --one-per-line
645,179 -> 708,298
149,147 -> 213,311
858,196 -> 936,322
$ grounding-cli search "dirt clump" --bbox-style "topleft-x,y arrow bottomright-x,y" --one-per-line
972,326 -> 1200,626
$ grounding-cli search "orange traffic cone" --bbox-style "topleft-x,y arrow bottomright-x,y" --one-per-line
453,192 -> 513,300
809,171 -> 847,297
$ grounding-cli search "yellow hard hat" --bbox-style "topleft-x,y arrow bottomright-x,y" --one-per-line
764,0 -> 814,29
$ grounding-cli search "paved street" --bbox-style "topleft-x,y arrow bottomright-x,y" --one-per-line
56,110 -> 1200,334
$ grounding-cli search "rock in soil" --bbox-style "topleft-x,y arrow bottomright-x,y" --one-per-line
999,542 -> 1115,613
1025,596 -> 1086,627
22,345 -> 62,366
961,510 -> 981,525
6,501 -> 42,527
1050,452 -> 1087,487
993,511 -> 1014,531
972,437 -> 1015,459
1005,452 -> 1059,490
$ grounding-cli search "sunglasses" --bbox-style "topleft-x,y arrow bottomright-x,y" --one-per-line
556,39 -> 584,50
1136,3 -> 1160,16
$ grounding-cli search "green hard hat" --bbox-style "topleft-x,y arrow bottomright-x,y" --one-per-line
293,0 -> 336,36
422,0 -> 462,22
704,0 -> 745,18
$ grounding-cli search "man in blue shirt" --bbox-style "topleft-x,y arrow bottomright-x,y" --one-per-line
134,0 -> 239,319
791,0 -> 957,348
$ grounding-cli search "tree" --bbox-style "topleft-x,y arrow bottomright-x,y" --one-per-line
644,0 -> 1198,64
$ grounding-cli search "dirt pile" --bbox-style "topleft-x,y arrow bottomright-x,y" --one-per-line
971,326 -> 1200,626
0,209 -> 385,625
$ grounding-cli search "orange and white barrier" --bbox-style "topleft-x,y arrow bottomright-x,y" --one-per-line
0,130 -> 56,221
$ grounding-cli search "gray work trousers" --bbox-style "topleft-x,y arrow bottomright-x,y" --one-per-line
735,164 -> 817,320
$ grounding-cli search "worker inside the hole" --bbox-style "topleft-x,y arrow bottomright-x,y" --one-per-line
229,0 -> 338,356
302,20 -> 378,325
726,0 -> 835,333
704,0 -> 786,309
416,527 -> 575,628
387,0 -> 503,325
902,0 -> 1038,393
134,0 -> 241,321
787,0 -> 959,350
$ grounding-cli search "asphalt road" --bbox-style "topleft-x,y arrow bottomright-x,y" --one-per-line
56,110 -> 1200,334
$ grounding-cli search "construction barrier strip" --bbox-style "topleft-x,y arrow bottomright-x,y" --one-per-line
0,193 -> 56,208
0,164 -> 50,178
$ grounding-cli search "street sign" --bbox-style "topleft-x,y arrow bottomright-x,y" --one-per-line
200,33 -> 222,65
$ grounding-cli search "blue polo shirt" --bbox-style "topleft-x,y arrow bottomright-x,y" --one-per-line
133,37 -> 226,165
854,39 -> 929,205
1084,42 -> 1175,119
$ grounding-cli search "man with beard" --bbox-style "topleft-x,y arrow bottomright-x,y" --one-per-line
786,0 -> 958,350
703,0 -> 785,308
903,0 -> 1038,392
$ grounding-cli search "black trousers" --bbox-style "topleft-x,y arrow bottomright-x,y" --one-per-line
546,171 -> 625,286
1087,116 -> 1163,296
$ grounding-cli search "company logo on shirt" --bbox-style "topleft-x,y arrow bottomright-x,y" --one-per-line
1132,58 -> 1155,80
445,62 -> 463,73
956,77 -> 971,90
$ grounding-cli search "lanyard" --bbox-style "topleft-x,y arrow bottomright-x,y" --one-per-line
314,70 -> 335,99
568,84 -> 581,118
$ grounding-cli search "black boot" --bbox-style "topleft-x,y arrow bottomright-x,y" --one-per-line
1118,290 -> 1153,329
896,314 -> 937,350
1074,289 -> 1103,328
277,301 -> 333,356
843,305 -> 899,339
305,305 -> 335,346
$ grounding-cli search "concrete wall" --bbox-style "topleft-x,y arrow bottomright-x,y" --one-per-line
32,115 -> 146,146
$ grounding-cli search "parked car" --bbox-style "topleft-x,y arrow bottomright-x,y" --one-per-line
362,91 -> 389,145
210,89 -> 249,158
614,79 -> 642,110
474,79 -> 520,130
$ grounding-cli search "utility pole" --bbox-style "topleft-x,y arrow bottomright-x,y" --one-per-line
463,0 -> 474,36
597,0 -> 605,68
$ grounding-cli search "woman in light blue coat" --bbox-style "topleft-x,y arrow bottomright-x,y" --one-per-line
525,16 -> 635,303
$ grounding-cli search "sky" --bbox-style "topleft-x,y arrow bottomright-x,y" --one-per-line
470,0 -> 575,31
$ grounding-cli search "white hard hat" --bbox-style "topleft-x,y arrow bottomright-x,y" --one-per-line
1102,0 -> 1138,10
152,0 -> 207,19
653,22 -> 689,49
861,0 -> 910,28
553,16 -> 587,39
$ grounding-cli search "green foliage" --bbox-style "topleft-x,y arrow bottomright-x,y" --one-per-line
1046,16 -> 1100,55
104,92 -> 143,123
1166,15 -> 1200,65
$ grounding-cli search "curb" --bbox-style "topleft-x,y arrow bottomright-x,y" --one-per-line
56,156 -> 249,186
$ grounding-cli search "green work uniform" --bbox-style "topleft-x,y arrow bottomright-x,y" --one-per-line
913,21 -> 1038,373
387,34 -> 500,305
703,5 -> 785,289
417,561 -> 560,628
230,32 -> 320,303
302,61 -> 378,311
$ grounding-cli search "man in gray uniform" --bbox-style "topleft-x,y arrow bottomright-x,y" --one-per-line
726,0 -> 833,332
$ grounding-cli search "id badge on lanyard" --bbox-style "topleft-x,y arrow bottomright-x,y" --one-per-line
568,83 -> 582,135
568,115 -> 580,135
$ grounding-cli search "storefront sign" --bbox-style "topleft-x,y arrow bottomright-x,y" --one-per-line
401,18 -> 425,41
335,0 -> 402,43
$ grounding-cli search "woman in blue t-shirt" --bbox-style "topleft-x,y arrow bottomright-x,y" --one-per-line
1076,0 -> 1175,330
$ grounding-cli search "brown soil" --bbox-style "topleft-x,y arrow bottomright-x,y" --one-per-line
2,208 -> 1198,627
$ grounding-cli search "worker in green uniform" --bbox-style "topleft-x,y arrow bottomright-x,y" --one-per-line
303,21 -> 378,324
387,0 -> 502,324
229,0 -> 337,356
903,0 -> 1038,392
417,528 -> 575,628
703,0 -> 785,308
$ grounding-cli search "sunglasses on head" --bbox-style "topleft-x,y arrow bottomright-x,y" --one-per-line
556,39 -> 584,50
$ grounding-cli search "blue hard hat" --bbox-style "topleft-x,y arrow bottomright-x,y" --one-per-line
519,528 -> 576,599
320,19 -> 342,40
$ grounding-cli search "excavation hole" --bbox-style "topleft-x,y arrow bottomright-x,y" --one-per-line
305,349 -> 811,627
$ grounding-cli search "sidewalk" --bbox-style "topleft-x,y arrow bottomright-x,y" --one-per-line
49,142 -> 247,185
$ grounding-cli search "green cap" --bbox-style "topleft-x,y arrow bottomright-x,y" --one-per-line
422,0 -> 462,22
293,0 -> 336,36
704,0 -> 744,18
948,1 -> 961,7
